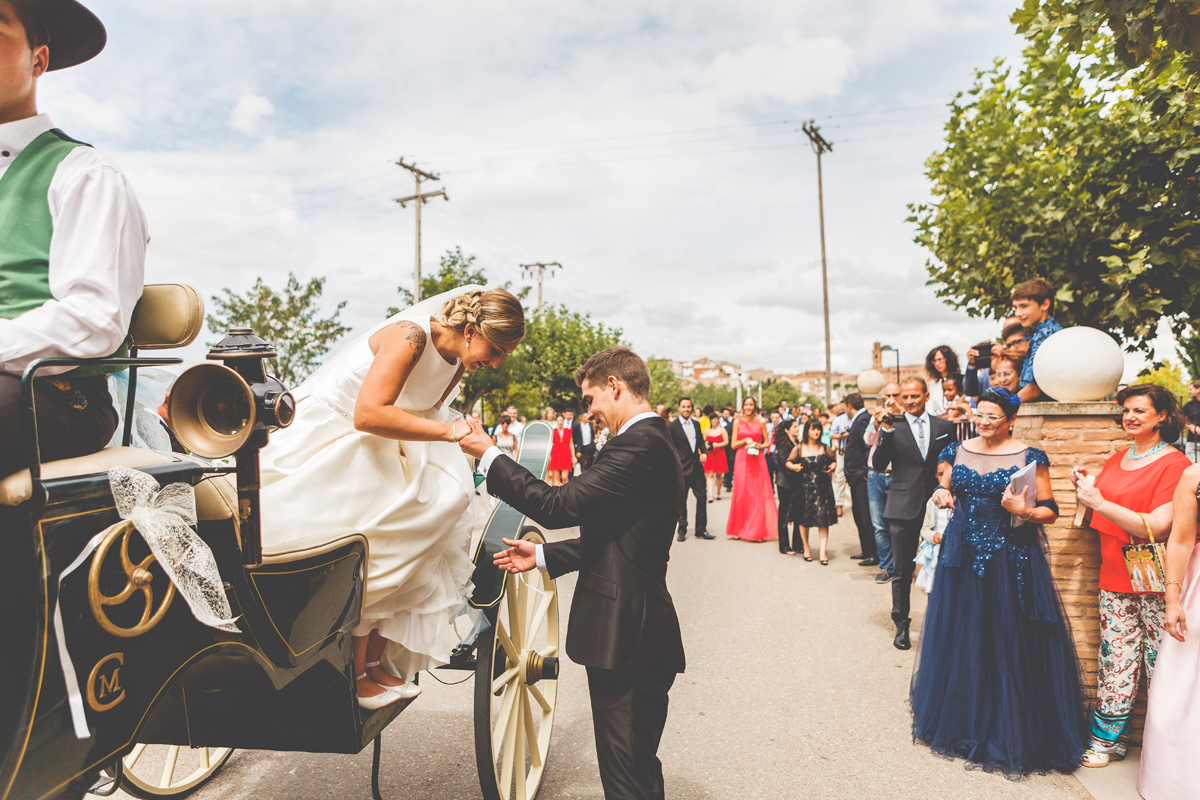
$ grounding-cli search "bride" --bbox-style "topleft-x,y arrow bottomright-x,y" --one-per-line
259,285 -> 525,708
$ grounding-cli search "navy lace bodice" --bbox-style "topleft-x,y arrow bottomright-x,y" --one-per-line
939,441 -> 1051,616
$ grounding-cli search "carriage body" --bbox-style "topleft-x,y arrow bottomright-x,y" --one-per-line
0,286 -> 560,800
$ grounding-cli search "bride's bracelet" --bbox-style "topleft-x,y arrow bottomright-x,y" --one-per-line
449,420 -> 463,443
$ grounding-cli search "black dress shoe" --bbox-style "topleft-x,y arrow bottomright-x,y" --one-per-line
850,553 -> 866,560
894,622 -> 911,651
695,531 -> 716,540
676,532 -> 686,542
874,570 -> 891,584
858,557 -> 879,567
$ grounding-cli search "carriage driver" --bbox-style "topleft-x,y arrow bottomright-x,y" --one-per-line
0,0 -> 147,477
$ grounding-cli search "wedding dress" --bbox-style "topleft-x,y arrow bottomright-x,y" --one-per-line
259,287 -> 486,678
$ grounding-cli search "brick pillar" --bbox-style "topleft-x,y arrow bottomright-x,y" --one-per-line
1013,401 -> 1150,742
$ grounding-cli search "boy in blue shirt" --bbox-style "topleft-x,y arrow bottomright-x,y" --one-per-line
1011,278 -> 1063,403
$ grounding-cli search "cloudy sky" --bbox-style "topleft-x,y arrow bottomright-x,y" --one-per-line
43,0 -> 1059,376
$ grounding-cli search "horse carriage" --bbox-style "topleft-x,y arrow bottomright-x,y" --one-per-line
0,285 -> 561,800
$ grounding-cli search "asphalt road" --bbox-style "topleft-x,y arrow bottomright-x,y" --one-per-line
111,490 -> 1095,800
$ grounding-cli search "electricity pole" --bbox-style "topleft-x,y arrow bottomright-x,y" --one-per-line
520,262 -> 562,311
802,121 -> 834,407
395,158 -> 448,303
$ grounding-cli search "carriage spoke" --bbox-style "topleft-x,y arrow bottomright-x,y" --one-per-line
514,694 -> 528,800
522,690 -> 542,768
124,742 -> 148,769
495,619 -> 519,664
492,665 -> 519,695
499,683 -> 521,791
538,645 -> 558,658
159,744 -> 180,788
201,747 -> 211,769
506,577 -> 523,648
526,590 -> 553,642
526,683 -> 551,714
493,680 -> 519,761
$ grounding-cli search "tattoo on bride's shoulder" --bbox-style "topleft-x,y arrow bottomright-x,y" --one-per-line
394,321 -> 426,367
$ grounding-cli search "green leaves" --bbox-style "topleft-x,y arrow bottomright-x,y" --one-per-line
206,274 -> 351,387
913,19 -> 1200,355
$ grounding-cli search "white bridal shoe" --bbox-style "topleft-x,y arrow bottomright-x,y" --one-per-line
367,660 -> 422,700
355,672 -> 402,710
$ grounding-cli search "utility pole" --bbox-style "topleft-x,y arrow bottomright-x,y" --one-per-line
802,121 -> 834,407
395,158 -> 448,303
519,262 -> 563,311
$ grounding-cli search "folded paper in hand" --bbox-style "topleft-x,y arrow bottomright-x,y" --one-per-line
1009,461 -> 1037,528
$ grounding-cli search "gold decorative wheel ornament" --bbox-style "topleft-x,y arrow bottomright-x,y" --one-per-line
110,744 -> 234,799
475,527 -> 560,800
88,520 -> 176,638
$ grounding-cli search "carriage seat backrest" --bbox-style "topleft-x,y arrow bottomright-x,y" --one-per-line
130,283 -> 205,350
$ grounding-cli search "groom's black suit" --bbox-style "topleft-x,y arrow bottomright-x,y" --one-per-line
485,415 -> 686,800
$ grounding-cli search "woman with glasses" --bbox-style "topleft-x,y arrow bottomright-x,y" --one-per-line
911,388 -> 1089,776
1071,384 -> 1190,768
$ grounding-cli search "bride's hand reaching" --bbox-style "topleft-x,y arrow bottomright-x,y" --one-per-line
458,418 -> 494,459
493,538 -> 538,574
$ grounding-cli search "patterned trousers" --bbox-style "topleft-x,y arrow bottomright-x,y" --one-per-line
1090,589 -> 1166,752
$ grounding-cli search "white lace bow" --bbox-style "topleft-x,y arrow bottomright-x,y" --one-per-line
108,466 -> 240,633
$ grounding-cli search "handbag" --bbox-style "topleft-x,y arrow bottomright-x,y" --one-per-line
1122,512 -> 1168,594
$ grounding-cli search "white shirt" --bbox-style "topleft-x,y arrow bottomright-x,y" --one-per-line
579,422 -> 592,446
476,409 -> 659,573
679,414 -> 696,450
0,114 -> 148,377
904,409 -> 933,459
508,420 -> 525,439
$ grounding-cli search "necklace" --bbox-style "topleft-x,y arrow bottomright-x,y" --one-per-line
1129,441 -> 1169,460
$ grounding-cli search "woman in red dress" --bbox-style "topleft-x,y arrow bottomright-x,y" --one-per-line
704,413 -> 729,501
726,397 -> 778,542
548,413 -> 575,486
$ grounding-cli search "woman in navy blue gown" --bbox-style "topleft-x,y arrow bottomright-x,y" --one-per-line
911,388 -> 1089,776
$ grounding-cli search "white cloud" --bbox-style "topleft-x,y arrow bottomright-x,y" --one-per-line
229,91 -> 275,136
707,33 -> 856,106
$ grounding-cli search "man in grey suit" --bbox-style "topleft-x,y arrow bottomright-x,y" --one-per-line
872,377 -> 956,650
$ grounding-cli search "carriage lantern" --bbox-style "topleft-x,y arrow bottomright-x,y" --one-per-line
169,327 -> 296,567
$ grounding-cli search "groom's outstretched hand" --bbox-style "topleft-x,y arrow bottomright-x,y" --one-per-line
493,538 -> 538,574
458,418 -> 494,459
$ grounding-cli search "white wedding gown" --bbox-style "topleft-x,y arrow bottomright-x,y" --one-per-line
260,293 -> 485,678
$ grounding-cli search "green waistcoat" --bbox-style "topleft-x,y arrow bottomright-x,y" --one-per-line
0,128 -> 127,376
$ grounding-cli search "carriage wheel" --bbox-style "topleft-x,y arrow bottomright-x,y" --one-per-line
474,526 -> 560,800
109,744 -> 233,798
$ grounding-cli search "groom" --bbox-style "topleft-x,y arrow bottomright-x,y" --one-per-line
458,346 -> 685,800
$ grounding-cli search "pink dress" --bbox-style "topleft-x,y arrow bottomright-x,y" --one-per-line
726,418 -> 778,542
1138,533 -> 1200,799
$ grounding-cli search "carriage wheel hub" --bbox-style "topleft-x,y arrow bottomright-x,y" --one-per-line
522,650 -> 559,684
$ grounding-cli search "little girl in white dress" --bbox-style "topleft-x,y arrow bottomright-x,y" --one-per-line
260,286 -> 524,708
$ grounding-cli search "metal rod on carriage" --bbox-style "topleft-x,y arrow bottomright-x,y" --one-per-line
236,429 -> 269,568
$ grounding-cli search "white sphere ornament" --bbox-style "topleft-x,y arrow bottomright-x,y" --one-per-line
1031,327 -> 1124,402
858,369 -> 886,395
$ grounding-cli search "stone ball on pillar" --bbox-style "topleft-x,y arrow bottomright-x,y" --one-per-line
1032,327 -> 1125,402
857,369 -> 886,396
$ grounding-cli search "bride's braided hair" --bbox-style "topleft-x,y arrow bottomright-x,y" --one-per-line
438,288 -> 525,349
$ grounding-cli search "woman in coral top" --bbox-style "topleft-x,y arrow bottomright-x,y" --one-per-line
726,397 -> 778,542
1072,384 -> 1191,767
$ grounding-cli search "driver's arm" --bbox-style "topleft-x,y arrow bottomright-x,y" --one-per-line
0,149 -> 146,376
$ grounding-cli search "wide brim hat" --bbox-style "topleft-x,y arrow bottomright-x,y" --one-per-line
24,0 -> 107,71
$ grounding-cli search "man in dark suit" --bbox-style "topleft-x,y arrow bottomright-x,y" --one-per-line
573,410 -> 598,471
872,377 -> 955,651
841,393 -> 877,566
459,346 -> 685,800
667,396 -> 711,541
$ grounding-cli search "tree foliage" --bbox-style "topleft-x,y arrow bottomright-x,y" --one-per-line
910,26 -> 1200,355
1137,359 -> 1189,400
647,359 -> 683,409
1012,0 -> 1200,75
388,246 -> 531,315
206,273 -> 350,386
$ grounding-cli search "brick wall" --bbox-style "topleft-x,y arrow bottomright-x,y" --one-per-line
1013,402 -> 1151,742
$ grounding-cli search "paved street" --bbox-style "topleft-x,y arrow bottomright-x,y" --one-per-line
115,492 -> 1096,800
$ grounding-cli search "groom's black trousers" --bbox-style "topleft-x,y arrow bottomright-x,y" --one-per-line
586,667 -> 676,800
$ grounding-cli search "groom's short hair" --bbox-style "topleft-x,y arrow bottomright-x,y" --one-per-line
576,346 -> 650,400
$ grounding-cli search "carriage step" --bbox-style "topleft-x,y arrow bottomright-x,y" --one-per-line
438,643 -> 477,671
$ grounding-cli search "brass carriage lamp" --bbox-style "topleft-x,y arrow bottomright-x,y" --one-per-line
168,327 -> 296,567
